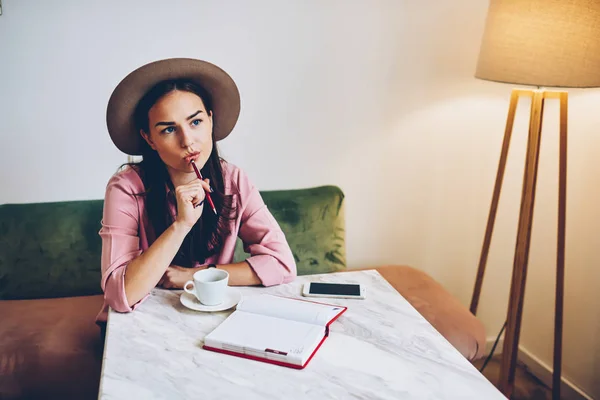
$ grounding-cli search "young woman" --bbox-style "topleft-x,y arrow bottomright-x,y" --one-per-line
96,58 -> 296,324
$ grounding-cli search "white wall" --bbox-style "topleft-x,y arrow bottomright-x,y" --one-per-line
1,0 -> 598,397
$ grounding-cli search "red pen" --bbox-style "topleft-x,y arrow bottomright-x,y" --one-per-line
190,160 -> 217,215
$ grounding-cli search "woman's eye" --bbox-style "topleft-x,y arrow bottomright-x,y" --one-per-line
191,119 -> 202,126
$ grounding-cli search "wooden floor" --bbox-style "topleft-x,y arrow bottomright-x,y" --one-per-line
473,356 -> 554,400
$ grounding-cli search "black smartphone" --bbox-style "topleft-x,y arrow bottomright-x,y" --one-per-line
302,282 -> 365,299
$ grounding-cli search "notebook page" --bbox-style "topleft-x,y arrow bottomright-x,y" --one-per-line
204,311 -> 325,366
236,294 -> 344,326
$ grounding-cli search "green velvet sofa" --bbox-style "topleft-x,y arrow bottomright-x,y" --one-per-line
0,185 -> 485,400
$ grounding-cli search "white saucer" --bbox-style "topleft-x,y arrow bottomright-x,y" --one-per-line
180,288 -> 242,312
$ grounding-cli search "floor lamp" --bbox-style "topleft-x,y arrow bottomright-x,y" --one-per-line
468,1 -> 600,399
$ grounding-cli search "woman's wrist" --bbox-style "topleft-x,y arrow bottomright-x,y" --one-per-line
171,220 -> 193,237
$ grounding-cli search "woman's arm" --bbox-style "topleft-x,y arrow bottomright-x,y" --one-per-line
159,261 -> 261,289
100,170 -> 210,310
123,221 -> 192,305
157,166 -> 297,291
218,261 -> 262,285
123,178 -> 212,306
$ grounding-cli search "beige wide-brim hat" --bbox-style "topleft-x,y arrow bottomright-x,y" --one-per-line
106,58 -> 241,155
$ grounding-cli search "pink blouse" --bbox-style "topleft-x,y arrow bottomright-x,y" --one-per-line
96,162 -> 297,323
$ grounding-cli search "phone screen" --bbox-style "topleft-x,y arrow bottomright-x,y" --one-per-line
309,282 -> 361,296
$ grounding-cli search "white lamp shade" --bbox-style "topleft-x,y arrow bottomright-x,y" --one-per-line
476,0 -> 600,88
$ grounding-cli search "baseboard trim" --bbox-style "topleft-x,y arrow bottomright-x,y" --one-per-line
484,338 -> 593,400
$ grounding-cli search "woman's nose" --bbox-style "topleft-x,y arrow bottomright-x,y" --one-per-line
179,127 -> 195,148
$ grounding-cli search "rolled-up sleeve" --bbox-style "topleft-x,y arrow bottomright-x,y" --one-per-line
99,173 -> 148,313
236,171 -> 297,286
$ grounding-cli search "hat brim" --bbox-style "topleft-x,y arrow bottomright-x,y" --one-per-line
106,58 -> 240,156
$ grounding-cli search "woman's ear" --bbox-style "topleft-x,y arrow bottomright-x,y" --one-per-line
140,129 -> 157,150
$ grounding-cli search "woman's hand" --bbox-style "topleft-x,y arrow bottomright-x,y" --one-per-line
158,265 -> 206,289
174,178 -> 211,231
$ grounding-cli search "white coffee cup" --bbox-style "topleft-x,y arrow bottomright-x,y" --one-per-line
184,268 -> 229,305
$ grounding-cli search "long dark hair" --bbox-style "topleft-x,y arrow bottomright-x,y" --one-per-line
127,79 -> 237,267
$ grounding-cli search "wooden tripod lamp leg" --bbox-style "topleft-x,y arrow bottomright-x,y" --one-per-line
470,89 -> 566,398
470,89 -> 521,315
468,88 -> 543,397
552,91 -> 568,400
498,90 -> 546,398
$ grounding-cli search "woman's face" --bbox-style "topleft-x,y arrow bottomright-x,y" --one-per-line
141,90 -> 213,173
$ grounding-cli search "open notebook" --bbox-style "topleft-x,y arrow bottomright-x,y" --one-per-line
203,294 -> 347,369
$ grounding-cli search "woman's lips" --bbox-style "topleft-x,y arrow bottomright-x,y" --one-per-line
184,152 -> 200,163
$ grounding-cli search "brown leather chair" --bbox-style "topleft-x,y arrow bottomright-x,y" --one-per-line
0,295 -> 105,400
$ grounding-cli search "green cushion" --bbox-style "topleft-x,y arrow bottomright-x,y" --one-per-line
0,185 -> 346,300
0,201 -> 104,300
234,185 -> 347,276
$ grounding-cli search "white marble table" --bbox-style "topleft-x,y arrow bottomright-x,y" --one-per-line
98,270 -> 506,400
